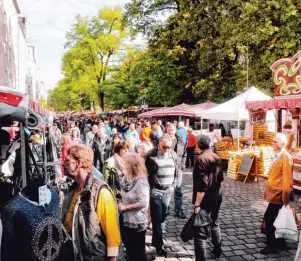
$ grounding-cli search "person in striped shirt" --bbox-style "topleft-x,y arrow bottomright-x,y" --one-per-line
145,133 -> 179,257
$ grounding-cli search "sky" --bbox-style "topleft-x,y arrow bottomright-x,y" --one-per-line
18,0 -> 130,90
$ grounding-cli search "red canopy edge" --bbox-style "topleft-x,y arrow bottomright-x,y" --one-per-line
245,97 -> 301,110
0,88 -> 48,116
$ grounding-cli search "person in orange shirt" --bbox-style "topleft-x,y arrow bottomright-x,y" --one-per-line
261,133 -> 293,255
140,122 -> 152,142
186,128 -> 197,168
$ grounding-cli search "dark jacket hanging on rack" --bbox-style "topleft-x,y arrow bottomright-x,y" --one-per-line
92,136 -> 112,173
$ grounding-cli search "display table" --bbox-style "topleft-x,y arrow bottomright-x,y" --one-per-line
225,146 -> 273,181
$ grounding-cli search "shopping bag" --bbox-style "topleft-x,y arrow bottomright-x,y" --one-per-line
180,213 -> 196,242
273,205 -> 299,241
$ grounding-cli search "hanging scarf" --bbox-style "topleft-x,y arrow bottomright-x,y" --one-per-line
120,176 -> 138,192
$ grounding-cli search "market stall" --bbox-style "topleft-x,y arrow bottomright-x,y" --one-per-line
246,50 -> 301,188
199,86 -> 276,181
0,87 -> 58,204
138,102 -> 216,129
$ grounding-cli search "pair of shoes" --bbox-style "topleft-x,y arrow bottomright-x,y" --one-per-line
213,243 -> 222,258
260,246 -> 277,255
156,248 -> 167,256
175,211 -> 186,219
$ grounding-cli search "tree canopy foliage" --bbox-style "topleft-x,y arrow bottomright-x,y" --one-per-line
50,1 -> 301,110
48,7 -> 126,111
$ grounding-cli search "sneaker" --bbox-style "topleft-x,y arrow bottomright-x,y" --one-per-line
213,243 -> 222,258
175,211 -> 186,219
260,246 -> 277,255
156,248 -> 167,256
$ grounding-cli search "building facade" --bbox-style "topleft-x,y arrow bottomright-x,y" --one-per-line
0,0 -> 45,103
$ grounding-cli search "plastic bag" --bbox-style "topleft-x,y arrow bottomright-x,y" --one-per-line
274,205 -> 299,241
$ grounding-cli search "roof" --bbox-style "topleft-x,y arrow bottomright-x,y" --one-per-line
138,102 -> 217,118
199,86 -> 274,121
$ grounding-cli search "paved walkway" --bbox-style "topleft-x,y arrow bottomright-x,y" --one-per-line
138,170 -> 300,261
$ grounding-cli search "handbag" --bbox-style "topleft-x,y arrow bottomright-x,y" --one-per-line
261,219 -> 266,234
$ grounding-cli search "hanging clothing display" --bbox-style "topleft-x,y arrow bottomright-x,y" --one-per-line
1,189 -> 70,261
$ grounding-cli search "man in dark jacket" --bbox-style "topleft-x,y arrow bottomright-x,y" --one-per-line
145,134 -> 179,256
167,123 -> 187,219
193,134 -> 224,261
92,127 -> 112,173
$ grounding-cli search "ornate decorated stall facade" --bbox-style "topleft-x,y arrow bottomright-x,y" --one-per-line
246,50 -> 301,188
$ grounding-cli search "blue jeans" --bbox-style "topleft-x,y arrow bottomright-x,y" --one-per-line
150,187 -> 174,249
174,169 -> 183,212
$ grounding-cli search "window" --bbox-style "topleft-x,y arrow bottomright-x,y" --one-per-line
4,42 -> 7,55
4,70 -> 8,85
8,74 -> 12,87
4,12 -> 7,26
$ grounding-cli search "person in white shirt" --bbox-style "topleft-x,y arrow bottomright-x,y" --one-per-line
86,125 -> 98,147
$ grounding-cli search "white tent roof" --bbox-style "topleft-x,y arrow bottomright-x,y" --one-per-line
198,86 -> 275,121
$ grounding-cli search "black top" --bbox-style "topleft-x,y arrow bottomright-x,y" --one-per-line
192,149 -> 224,211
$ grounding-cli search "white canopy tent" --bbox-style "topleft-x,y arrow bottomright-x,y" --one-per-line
197,86 -> 275,122
198,87 -> 276,147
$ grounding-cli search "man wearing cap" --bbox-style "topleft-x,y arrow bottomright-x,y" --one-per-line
261,133 -> 293,254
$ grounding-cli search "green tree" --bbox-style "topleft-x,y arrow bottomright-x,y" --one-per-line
125,0 -> 301,102
54,7 -> 127,111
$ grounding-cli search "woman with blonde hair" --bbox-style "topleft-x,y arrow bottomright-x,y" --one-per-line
118,153 -> 149,261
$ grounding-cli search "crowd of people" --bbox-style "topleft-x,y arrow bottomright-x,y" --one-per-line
45,116 -> 294,261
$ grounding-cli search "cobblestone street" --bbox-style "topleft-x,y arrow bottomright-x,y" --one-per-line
141,170 -> 300,261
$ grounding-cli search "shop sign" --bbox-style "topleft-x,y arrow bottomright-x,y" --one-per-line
248,108 -> 267,125
271,50 -> 301,96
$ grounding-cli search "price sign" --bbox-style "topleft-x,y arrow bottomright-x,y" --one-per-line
39,185 -> 51,206
249,109 -> 267,125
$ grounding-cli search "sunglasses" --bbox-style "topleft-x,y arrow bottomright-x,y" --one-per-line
162,146 -> 172,150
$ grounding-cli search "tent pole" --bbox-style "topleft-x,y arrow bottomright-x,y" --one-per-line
20,122 -> 27,188
238,120 -> 240,150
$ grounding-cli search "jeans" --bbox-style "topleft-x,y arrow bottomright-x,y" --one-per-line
174,169 -> 183,212
150,187 -> 174,249
120,226 -> 146,261
186,146 -> 196,168
194,208 -> 221,261
264,203 -> 283,248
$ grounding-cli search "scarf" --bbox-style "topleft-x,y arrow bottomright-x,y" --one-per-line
120,176 -> 138,192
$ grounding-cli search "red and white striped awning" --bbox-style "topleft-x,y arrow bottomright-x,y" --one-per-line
138,102 -> 217,118
245,97 -> 301,110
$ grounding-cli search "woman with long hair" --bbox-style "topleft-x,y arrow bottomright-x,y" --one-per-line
118,153 -> 149,261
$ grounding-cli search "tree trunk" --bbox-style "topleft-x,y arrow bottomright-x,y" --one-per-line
98,92 -> 105,111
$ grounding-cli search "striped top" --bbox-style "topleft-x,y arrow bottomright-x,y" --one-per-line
154,150 -> 176,186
